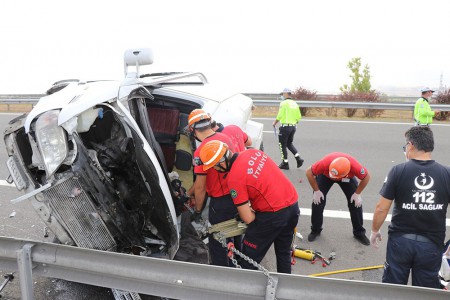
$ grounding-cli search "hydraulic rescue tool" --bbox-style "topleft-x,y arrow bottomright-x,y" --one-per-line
209,218 -> 247,240
294,247 -> 335,267
0,273 -> 14,297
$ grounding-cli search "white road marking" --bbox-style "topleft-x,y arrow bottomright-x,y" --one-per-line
255,117 -> 450,127
300,207 -> 392,221
299,207 -> 450,227
0,180 -> 15,187
2,166 -> 449,226
299,207 -> 390,220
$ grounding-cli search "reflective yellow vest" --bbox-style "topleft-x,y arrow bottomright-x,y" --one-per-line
414,97 -> 435,125
276,98 -> 301,124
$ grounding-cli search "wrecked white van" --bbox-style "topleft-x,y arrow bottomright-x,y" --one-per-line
4,48 -> 263,262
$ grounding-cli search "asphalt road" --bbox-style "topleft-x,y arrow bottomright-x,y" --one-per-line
256,117 -> 450,281
1,113 -> 449,298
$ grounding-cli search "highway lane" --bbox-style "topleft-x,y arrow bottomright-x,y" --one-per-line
256,117 -> 450,280
0,113 -> 449,298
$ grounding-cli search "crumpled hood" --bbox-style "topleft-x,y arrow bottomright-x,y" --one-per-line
24,81 -> 122,133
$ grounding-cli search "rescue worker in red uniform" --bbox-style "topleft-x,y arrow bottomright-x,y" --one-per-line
200,140 -> 300,273
305,152 -> 371,245
217,122 -> 252,152
187,109 -> 240,267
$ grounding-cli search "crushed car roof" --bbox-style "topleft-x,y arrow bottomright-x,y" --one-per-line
24,72 -> 246,133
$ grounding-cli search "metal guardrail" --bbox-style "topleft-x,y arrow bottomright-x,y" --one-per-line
0,95 -> 42,103
0,96 -> 41,112
244,93 -> 419,103
2,94 -> 450,112
0,236 -> 448,300
251,100 -> 450,111
247,93 -> 450,111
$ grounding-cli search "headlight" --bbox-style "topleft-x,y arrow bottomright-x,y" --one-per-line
35,110 -> 68,177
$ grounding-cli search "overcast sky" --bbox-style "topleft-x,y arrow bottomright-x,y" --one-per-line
1,0 -> 450,95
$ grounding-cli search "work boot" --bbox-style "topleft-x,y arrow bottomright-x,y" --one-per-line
278,161 -> 289,170
308,231 -> 320,242
354,234 -> 370,246
296,156 -> 304,168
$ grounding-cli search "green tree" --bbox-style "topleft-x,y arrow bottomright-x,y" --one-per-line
338,57 -> 383,118
340,57 -> 371,92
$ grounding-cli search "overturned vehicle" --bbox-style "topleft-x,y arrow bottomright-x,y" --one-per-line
4,48 -> 263,262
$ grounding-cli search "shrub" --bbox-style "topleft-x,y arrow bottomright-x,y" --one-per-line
337,90 -> 384,118
292,87 -> 317,116
337,91 -> 359,117
433,87 -> 450,121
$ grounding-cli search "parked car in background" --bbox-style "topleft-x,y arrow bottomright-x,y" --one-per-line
3,48 -> 263,265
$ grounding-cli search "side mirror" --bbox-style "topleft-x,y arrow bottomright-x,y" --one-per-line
124,48 -> 154,78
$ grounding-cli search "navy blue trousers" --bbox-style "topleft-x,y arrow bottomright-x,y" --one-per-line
382,234 -> 442,288
239,203 -> 300,274
311,174 -> 365,236
208,195 -> 241,267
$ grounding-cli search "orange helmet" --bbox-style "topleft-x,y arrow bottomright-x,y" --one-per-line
329,157 -> 351,179
188,109 -> 211,130
199,140 -> 229,171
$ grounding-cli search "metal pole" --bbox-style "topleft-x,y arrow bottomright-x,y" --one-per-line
265,275 -> 278,300
16,243 -> 35,300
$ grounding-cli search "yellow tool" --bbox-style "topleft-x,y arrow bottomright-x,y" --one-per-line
294,249 -> 315,261
309,265 -> 384,277
293,247 -> 331,266
291,229 -> 315,261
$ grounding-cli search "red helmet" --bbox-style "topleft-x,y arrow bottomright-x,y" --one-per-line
199,140 -> 229,171
188,109 -> 211,130
329,157 -> 350,179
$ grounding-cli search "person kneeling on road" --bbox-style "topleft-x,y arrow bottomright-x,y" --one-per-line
305,152 -> 371,246
200,140 -> 300,274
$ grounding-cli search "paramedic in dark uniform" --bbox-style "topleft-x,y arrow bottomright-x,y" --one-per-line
272,88 -> 304,170
200,140 -> 300,273
371,126 -> 450,288
305,152 -> 371,245
188,109 -> 239,267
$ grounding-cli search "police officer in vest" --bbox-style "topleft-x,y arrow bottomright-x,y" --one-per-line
272,88 -> 304,170
414,87 -> 440,126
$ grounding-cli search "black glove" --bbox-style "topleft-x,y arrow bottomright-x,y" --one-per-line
191,211 -> 202,223
180,194 -> 190,204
